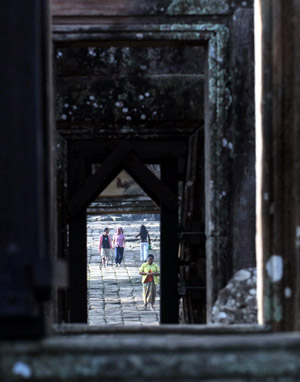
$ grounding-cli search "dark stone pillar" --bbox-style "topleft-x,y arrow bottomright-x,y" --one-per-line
231,8 -> 256,272
258,0 -> 300,330
0,0 -> 52,338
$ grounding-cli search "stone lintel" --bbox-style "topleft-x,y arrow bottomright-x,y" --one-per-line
51,0 -> 253,19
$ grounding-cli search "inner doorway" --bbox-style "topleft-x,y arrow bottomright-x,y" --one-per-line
87,213 -> 160,326
65,143 -> 180,324
87,168 -> 161,325
55,41 -> 204,324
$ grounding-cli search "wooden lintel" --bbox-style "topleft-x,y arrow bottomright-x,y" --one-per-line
69,140 -> 187,162
68,142 -> 132,214
124,153 -> 178,210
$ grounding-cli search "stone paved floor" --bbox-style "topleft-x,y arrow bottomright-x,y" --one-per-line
87,215 -> 160,326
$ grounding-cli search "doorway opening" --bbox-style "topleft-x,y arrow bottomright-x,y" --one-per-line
55,21 -> 256,326
86,167 -> 161,326
87,213 -> 160,326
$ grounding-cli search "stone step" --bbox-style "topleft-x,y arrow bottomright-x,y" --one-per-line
2,330 -> 298,381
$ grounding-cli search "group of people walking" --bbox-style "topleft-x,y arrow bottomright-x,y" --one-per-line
98,224 -> 160,310
98,224 -> 152,267
98,226 -> 125,267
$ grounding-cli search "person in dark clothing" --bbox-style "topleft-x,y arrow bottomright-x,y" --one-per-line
136,224 -> 151,262
99,227 -> 112,267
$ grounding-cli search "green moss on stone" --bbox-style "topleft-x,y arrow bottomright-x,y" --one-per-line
166,0 -> 230,15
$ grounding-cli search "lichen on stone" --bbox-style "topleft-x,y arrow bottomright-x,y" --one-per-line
166,0 -> 230,15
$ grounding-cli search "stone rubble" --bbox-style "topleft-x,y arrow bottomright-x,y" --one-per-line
212,267 -> 258,324
87,215 -> 160,326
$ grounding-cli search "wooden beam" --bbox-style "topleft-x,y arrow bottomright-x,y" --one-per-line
160,159 -> 179,323
68,211 -> 87,323
67,158 -> 87,323
68,142 -> 132,214
68,140 -> 187,162
124,153 -> 178,210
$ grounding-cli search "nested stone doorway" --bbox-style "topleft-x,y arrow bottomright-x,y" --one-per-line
55,20 -> 256,326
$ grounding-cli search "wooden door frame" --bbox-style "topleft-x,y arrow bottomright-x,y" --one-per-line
66,140 -> 184,323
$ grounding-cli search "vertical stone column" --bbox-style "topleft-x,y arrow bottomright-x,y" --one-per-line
231,8 -> 256,272
257,0 -> 300,330
0,1 -> 52,337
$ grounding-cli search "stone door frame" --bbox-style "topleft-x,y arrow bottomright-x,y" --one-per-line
53,22 -> 232,323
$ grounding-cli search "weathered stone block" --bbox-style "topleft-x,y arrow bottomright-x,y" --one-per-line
2,332 -> 300,381
212,267 -> 257,324
51,0 -> 253,17
56,46 -> 205,126
56,46 -> 206,76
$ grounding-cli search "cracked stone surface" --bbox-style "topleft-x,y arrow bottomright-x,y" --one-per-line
87,215 -> 160,326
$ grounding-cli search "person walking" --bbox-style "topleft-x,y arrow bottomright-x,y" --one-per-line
98,227 -> 112,267
112,226 -> 126,267
136,224 -> 151,262
139,254 -> 160,311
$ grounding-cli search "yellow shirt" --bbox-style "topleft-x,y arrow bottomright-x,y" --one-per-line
139,263 -> 160,285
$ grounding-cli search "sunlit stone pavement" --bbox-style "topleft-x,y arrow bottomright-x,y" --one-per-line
87,215 -> 160,326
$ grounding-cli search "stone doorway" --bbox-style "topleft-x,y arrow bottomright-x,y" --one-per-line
54,16 -> 256,326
